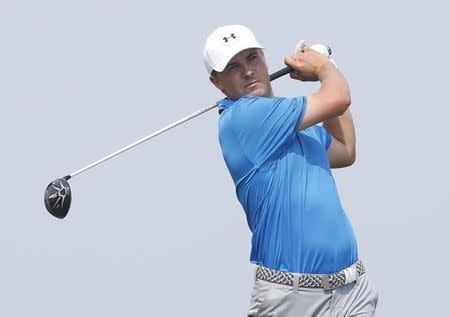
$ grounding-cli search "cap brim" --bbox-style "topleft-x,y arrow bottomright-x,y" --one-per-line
212,44 -> 263,73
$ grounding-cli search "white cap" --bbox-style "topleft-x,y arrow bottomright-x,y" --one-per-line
203,25 -> 263,74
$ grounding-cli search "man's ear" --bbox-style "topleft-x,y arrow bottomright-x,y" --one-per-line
209,75 -> 224,92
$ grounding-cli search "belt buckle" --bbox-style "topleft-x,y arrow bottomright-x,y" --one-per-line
343,266 -> 358,285
320,275 -> 332,291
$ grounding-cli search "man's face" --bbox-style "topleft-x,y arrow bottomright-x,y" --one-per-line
210,48 -> 273,100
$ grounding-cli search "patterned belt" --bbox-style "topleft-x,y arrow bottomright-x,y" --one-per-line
256,260 -> 366,291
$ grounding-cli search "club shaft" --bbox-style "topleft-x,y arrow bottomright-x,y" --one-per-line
70,103 -> 217,178
69,66 -> 292,178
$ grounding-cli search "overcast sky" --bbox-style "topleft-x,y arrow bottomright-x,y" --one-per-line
1,1 -> 449,316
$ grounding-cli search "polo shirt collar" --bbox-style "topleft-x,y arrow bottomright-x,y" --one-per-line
217,98 -> 235,112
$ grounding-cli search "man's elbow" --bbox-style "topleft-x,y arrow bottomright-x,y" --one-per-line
340,148 -> 356,168
334,156 -> 355,168
347,152 -> 356,166
346,148 -> 356,166
330,149 -> 356,168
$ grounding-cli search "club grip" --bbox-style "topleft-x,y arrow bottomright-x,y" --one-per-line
269,66 -> 293,81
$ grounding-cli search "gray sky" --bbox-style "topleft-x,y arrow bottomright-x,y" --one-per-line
1,1 -> 449,316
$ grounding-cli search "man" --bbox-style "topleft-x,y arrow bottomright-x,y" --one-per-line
203,25 -> 378,316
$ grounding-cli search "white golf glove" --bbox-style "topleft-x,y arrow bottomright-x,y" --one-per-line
295,40 -> 337,68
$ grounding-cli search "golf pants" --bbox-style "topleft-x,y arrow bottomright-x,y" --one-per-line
247,270 -> 378,316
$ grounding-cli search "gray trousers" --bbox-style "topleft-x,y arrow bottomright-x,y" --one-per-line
248,271 -> 378,317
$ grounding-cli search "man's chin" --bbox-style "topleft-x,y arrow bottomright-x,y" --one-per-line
245,86 -> 267,98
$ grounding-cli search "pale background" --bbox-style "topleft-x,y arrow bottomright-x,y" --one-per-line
1,1 -> 449,316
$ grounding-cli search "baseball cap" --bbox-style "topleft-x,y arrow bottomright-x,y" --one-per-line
203,25 -> 263,74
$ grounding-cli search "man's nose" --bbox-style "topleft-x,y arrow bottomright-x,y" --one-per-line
242,63 -> 254,78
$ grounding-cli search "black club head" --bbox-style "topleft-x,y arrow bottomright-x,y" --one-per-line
44,177 -> 72,219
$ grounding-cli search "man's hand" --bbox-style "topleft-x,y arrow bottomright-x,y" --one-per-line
284,47 -> 334,82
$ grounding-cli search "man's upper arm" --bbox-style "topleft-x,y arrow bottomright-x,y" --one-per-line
297,94 -> 348,131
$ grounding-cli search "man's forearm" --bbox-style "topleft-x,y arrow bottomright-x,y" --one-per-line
323,109 -> 356,159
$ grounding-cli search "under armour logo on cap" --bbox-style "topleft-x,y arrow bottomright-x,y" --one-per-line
222,33 -> 237,43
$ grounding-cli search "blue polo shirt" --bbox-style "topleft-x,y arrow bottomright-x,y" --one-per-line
217,96 -> 358,274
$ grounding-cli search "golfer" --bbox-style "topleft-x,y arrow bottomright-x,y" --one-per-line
203,25 -> 378,316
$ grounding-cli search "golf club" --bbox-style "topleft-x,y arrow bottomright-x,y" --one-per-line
44,42 -> 335,219
44,66 -> 294,219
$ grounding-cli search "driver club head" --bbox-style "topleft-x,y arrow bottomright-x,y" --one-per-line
44,176 -> 72,219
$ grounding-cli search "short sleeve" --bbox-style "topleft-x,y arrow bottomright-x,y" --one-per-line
313,125 -> 332,150
230,96 -> 306,165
